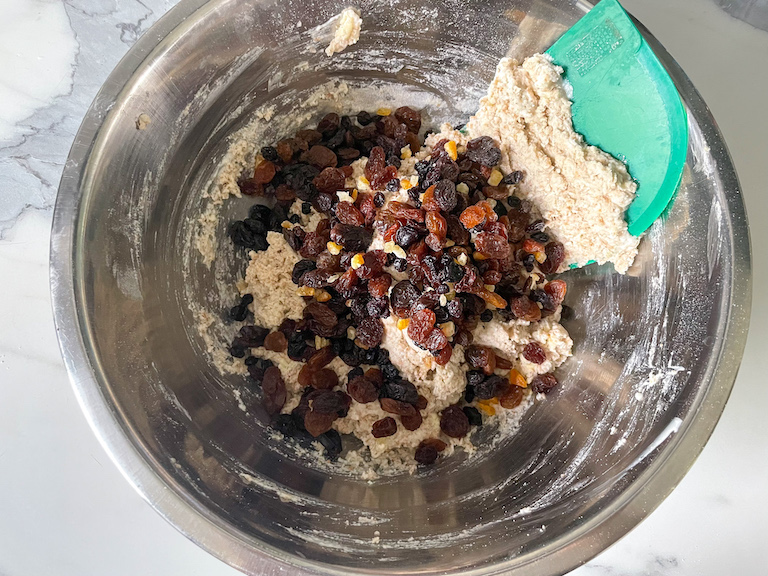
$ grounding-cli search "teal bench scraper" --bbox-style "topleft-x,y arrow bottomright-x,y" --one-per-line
546,0 -> 688,237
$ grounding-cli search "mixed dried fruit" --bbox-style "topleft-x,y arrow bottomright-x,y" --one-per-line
226,108 -> 568,466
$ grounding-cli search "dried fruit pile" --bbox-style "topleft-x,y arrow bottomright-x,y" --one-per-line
227,107 -> 569,467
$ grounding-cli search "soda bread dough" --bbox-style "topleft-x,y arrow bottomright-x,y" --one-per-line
325,7 -> 362,56
468,54 -> 640,273
202,53 -> 640,473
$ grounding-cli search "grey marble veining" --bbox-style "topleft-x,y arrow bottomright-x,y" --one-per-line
0,0 -> 175,233
0,0 -> 765,575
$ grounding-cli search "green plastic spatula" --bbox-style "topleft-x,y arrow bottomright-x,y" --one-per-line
545,0 -> 688,236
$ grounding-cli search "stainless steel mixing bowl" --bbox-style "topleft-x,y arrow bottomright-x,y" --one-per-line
50,0 -> 751,574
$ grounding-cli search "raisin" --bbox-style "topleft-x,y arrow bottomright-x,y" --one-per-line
365,146 -> 387,189
367,416 -> 397,438
482,185 -> 508,200
253,160 -> 277,184
292,260 -> 316,285
260,146 -> 279,162
394,106 -> 422,133
334,269 -> 359,297
366,296 -> 390,318
434,180 -> 457,212
408,308 -> 436,345
313,167 -> 346,194
356,110 -> 378,125
503,171 -> 523,185
483,270 -> 502,285
264,331 -> 287,352
463,406 -> 483,426
415,395 -> 428,410
475,374 -> 509,400
440,405 -> 470,438
465,345 -> 496,375
317,429 -> 343,460
393,258 -> 407,272
380,397 -> 417,416
434,345 -> 453,366
381,379 -> 419,404
229,293 -> 252,321
426,211 -> 447,239
317,113 -> 340,136
544,279 -> 567,308
262,366 -> 286,415
229,220 -> 268,251
304,410 -> 335,437
390,280 -> 420,317
304,301 -> 338,329
423,328 -> 448,352
306,346 -> 336,370
238,324 -> 268,347
395,224 -> 421,249
400,409 -> 423,431
368,274 -> 392,298
336,201 -> 365,226
373,191 -> 386,207
389,201 -> 425,222
523,342 -> 547,364
347,376 -> 378,403
511,296 -> 542,322
495,356 -> 513,369
310,368 -> 339,390
539,241 -> 566,274
499,386 -> 525,408
415,442 -> 438,465
299,232 -> 327,259
459,205 -> 486,230
356,250 -> 387,280
475,232 -> 510,259
466,136 -> 502,167
302,268 -> 333,288
330,224 -> 372,252
530,373 -> 559,394
356,317 -> 384,349
454,329 -> 473,348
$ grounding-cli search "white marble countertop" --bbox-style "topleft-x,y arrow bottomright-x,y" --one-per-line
1,0 -> 766,574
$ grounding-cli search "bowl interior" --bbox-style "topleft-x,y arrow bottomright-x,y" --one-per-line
55,0 -> 749,574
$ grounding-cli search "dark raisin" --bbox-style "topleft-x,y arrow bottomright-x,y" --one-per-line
474,374 -> 509,400
395,225 -> 421,249
530,373 -> 559,394
317,429 -> 343,460
292,259 -> 317,285
229,299 -> 250,322
308,389 -> 345,414
381,362 -> 400,382
465,345 -> 496,375
502,171 -> 523,185
394,106 -> 422,133
317,113 -> 340,136
400,409 -> 423,431
393,257 -> 407,272
386,178 -> 400,192
434,180 -> 457,212
271,413 -> 297,436
464,384 -> 476,403
465,136 -> 502,167
480,309 -> 493,322
390,280 -> 420,317
372,417 -> 397,438
355,317 -> 384,349
539,241 -> 566,274
331,224 -> 373,252
229,341 -> 246,358
260,146 -> 279,162
262,366 -> 286,415
440,405 -> 470,438
415,442 -> 438,465
380,379 -> 419,404
356,110 -> 379,125
238,325 -> 268,348
373,192 -> 386,207
347,376 -> 378,403
463,406 -> 483,427
531,231 -> 549,243
366,296 -> 390,318
228,220 -> 268,251
522,253 -> 536,272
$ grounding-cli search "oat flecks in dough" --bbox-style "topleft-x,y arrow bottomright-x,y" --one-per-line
467,54 -> 640,273
242,232 -> 305,329
325,7 -> 362,56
